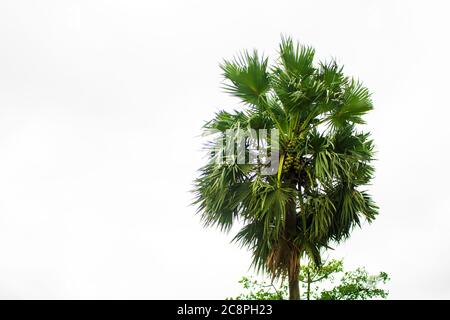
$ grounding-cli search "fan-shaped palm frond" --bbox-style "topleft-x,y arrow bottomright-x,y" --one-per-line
221,51 -> 270,107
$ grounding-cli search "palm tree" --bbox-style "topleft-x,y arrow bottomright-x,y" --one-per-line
193,37 -> 378,300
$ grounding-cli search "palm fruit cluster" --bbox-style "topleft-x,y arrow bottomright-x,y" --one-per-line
282,140 -> 303,174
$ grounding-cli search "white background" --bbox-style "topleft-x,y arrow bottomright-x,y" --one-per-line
0,0 -> 449,299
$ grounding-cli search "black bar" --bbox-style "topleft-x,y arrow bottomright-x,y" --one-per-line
0,300 -> 448,319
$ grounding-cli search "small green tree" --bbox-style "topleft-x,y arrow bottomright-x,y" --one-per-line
230,259 -> 389,300
299,259 -> 344,300
318,267 -> 389,300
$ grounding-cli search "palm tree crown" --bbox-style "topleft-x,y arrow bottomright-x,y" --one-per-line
193,37 -> 378,299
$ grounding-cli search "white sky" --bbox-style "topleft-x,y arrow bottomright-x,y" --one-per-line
0,0 -> 449,299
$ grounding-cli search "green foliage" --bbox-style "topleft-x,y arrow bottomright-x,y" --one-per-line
319,268 -> 390,300
228,277 -> 286,300
230,259 -> 389,300
194,37 -> 378,283
221,51 -> 270,106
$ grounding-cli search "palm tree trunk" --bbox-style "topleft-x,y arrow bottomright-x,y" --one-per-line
307,269 -> 311,300
288,263 -> 300,300
286,198 -> 300,300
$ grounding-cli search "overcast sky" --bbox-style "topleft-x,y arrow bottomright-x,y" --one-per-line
0,0 -> 449,299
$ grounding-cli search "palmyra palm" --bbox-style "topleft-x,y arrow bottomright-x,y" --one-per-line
194,37 -> 378,300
